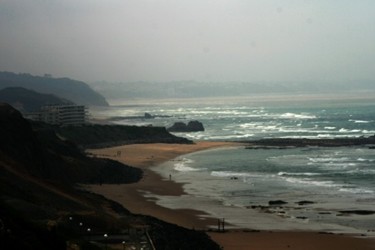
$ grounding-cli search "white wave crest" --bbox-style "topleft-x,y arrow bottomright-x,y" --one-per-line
174,158 -> 203,172
349,119 -> 371,124
174,164 -> 203,172
282,177 -> 340,188
279,113 -> 316,119
339,187 -> 374,194
324,126 -> 336,130
278,172 -> 322,176
211,171 -> 259,178
308,157 -> 350,163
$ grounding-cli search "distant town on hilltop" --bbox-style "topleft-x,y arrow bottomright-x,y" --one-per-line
91,79 -> 375,100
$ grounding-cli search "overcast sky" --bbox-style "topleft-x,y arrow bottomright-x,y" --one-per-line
1,0 -> 374,84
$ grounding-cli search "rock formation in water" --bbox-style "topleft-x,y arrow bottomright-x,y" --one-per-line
167,120 -> 205,132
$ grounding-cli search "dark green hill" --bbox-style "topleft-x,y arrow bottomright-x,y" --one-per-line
0,103 -> 142,184
53,123 -> 192,148
0,103 -> 137,249
0,71 -> 108,106
0,87 -> 73,112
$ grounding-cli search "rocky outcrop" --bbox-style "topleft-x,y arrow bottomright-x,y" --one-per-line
268,200 -> 288,206
144,112 -> 153,119
53,123 -> 192,148
167,120 -> 205,132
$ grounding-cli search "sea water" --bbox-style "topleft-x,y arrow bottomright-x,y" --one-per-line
152,146 -> 375,234
92,96 -> 375,141
91,96 -> 375,235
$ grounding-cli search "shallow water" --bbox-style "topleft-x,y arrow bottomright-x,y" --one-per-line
152,146 -> 375,235
92,97 -> 375,235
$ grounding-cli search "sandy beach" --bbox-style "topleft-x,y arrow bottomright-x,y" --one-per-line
86,142 -> 375,250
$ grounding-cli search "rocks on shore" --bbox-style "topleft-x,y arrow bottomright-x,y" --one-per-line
296,200 -> 315,206
338,210 -> 375,216
167,120 -> 205,132
268,200 -> 288,206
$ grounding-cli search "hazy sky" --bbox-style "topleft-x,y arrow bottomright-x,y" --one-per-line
1,0 -> 375,83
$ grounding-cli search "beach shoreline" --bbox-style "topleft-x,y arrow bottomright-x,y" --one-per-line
86,142 -> 242,230
86,142 -> 375,250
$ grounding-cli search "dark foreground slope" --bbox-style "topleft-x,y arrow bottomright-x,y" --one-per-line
0,103 -> 142,184
0,103 -> 220,250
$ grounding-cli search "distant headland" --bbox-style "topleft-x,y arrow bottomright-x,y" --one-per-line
0,71 -> 108,106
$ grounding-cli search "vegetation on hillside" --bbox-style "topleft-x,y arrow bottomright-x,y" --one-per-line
53,123 -> 193,148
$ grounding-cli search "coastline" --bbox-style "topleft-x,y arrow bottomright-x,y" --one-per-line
86,141 -> 241,230
86,142 -> 375,250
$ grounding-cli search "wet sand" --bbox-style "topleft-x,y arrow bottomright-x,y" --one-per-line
86,142 -> 375,250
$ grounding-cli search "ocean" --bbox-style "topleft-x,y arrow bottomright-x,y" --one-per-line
91,95 -> 375,235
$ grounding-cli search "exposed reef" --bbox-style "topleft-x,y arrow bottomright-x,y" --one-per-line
107,112 -> 172,121
246,136 -> 375,149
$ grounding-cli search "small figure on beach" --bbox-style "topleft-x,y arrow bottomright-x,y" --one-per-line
169,174 -> 172,180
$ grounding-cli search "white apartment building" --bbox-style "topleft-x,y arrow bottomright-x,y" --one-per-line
27,105 -> 87,126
